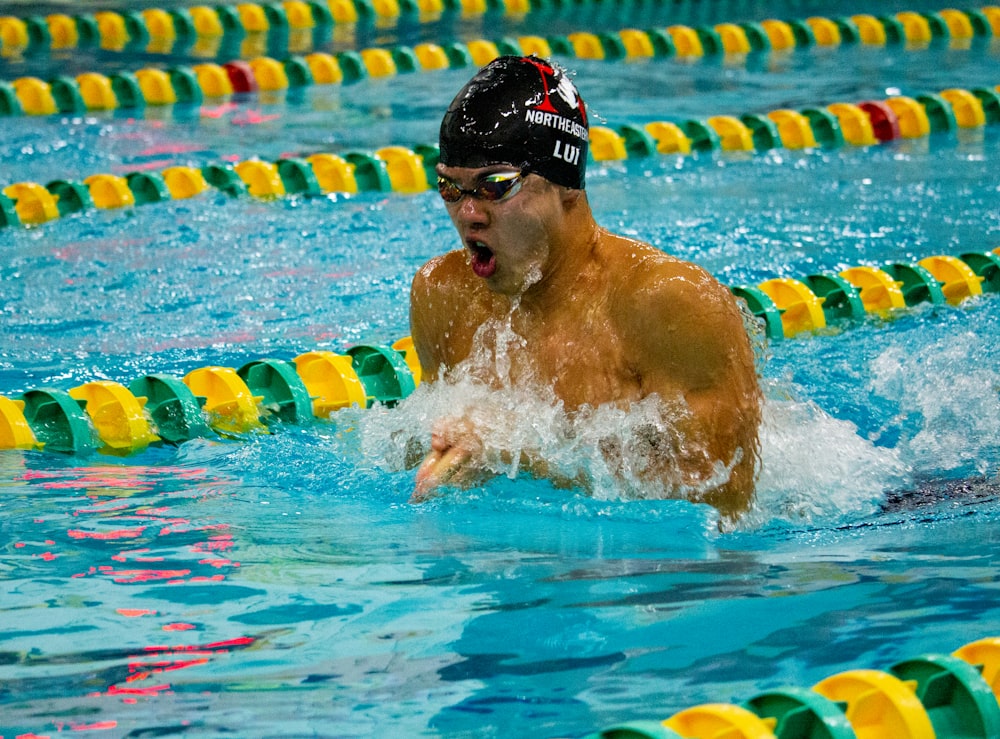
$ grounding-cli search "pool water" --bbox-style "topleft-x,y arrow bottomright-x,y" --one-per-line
2,2 -> 1000,737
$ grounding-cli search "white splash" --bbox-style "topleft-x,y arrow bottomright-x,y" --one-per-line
746,387 -> 911,527
869,333 -> 1000,476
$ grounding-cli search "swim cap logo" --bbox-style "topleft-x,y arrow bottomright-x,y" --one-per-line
520,57 -> 588,168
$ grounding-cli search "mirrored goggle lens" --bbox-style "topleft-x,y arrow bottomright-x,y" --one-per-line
478,172 -> 522,201
437,177 -> 464,202
437,172 -> 523,203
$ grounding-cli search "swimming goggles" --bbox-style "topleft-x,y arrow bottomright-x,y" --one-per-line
436,170 -> 524,204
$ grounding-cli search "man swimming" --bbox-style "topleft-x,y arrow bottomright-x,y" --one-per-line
408,56 -> 761,519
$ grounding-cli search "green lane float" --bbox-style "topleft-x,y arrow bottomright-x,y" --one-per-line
347,344 -> 417,407
890,653 -> 1000,738
18,388 -> 96,454
585,636 -> 1000,739
802,274 -> 866,322
237,358 -> 314,424
2,247 -> 998,454
961,250 -> 1000,293
745,687 -> 856,738
883,262 -> 946,307
128,374 -> 214,444
732,286 -> 785,341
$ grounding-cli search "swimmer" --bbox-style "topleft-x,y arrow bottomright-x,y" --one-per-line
409,56 -> 761,519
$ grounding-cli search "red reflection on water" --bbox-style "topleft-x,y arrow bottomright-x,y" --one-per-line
139,143 -> 206,156
199,558 -> 234,568
57,720 -> 118,731
13,463 -> 253,736
92,636 -> 259,700
26,464 -> 245,587
104,684 -> 171,697
109,569 -> 193,584
111,548 -> 164,564
129,656 -> 210,680
117,609 -> 158,617
192,535 -> 235,553
22,472 -> 152,491
231,110 -> 280,125
162,623 -> 196,632
200,103 -> 238,119
20,467 -> 210,487
118,158 -> 178,173
68,527 -> 147,540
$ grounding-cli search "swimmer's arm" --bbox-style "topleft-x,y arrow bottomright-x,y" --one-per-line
629,265 -> 739,396
409,256 -> 452,383
409,251 -> 486,383
409,256 -> 493,498
621,261 -> 761,513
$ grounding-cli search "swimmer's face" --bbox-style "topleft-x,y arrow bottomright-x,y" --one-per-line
437,163 -> 566,296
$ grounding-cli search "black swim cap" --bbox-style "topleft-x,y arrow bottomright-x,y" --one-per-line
439,56 -> 589,190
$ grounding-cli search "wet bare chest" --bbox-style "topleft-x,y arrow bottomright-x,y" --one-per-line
514,311 -> 639,410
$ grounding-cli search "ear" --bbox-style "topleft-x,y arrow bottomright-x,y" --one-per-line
561,188 -> 584,207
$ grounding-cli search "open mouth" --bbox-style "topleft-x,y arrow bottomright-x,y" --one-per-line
468,241 -> 497,278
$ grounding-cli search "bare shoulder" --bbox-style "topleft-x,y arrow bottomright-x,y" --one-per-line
410,251 -> 486,380
412,251 -> 466,297
410,251 -> 483,323
604,234 -> 733,321
603,234 -> 748,383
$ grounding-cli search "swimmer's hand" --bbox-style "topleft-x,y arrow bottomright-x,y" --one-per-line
412,419 -> 483,502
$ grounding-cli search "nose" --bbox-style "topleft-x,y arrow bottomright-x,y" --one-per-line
451,194 -> 489,227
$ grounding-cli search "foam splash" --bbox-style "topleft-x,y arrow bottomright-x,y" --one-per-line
746,387 -> 910,528
366,375 -> 715,486
869,332 -> 1000,476
356,366 -> 913,530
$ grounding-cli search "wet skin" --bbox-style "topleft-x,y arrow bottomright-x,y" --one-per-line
409,164 -> 762,520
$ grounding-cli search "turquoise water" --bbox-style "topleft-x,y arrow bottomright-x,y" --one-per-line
2,4 -> 1000,737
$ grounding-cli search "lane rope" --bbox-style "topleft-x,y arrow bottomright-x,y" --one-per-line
0,4 -> 997,61
2,247 -> 997,454
0,7 -> 998,118
585,636 -> 1000,739
1,79 -> 997,228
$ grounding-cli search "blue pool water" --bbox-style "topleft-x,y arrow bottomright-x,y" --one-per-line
2,3 -> 1000,736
